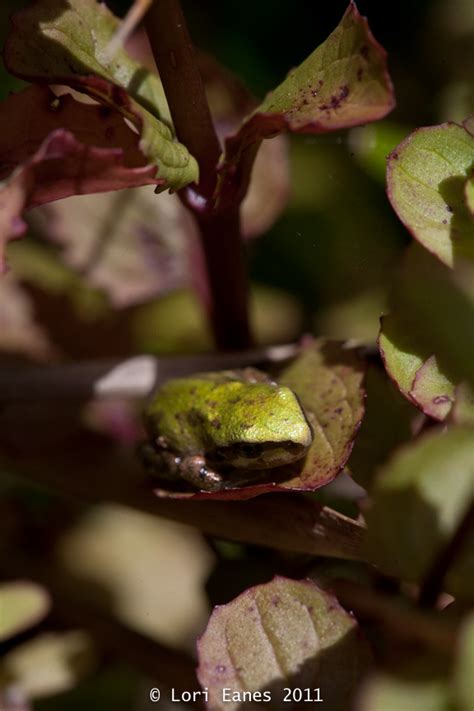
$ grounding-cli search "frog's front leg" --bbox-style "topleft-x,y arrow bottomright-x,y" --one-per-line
179,455 -> 224,492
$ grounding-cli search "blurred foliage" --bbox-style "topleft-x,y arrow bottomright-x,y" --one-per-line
0,0 -> 473,708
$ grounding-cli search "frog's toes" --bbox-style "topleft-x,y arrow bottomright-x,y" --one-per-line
181,455 -> 224,492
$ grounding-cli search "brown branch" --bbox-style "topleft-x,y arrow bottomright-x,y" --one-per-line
2,438 -> 366,561
418,501 -> 474,608
332,580 -> 458,655
144,0 -> 252,350
0,345 -> 299,403
145,0 -> 221,199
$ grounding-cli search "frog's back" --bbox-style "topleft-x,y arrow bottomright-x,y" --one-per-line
145,370 -> 311,456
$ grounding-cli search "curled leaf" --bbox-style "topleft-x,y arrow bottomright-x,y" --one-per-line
387,120 -> 474,267
153,340 -> 365,500
379,318 -> 455,421
379,245 -> 474,421
197,577 -> 371,711
4,1 -> 198,191
0,86 -> 165,269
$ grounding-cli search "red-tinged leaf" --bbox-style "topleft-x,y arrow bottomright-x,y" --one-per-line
216,1 -> 395,207
0,581 -> 51,643
0,86 -> 166,268
387,121 -> 474,267
197,576 -> 371,711
379,316 -> 457,422
153,340 -> 366,500
31,188 -> 197,308
379,245 -> 474,420
4,0 -> 171,123
4,1 -> 198,191
409,356 -> 454,420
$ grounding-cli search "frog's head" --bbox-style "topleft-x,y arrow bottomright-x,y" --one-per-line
207,382 -> 313,470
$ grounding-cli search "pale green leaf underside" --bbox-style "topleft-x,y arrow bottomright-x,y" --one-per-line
387,123 -> 474,267
380,316 -> 455,421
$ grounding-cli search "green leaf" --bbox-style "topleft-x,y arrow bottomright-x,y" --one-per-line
197,577 -> 371,711
278,340 -> 366,490
0,582 -> 51,643
217,1 -> 394,206
387,121 -> 474,267
4,0 -> 198,191
366,427 -> 474,600
4,0 -> 170,122
379,245 -> 474,420
380,317 -> 456,421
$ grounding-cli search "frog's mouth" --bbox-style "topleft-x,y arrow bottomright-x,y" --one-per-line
208,441 -> 308,470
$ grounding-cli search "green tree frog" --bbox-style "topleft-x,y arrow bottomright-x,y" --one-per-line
142,368 -> 312,491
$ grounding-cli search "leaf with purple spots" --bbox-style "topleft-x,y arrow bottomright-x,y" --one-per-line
216,1 -> 395,209
197,576 -> 371,711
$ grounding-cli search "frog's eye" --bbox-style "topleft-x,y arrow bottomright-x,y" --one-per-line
238,443 -> 261,458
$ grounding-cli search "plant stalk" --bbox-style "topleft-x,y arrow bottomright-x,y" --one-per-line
418,501 -> 474,607
145,0 -> 251,350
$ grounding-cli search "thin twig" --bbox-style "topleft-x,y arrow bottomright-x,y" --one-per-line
0,344 -> 299,403
144,0 -> 252,349
104,0 -> 155,63
3,439 -> 367,561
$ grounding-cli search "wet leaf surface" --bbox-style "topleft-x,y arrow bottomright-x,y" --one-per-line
387,120 -> 474,267
153,340 -> 366,500
197,576 -> 371,711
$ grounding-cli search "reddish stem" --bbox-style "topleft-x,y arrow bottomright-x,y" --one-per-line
145,0 -> 252,350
